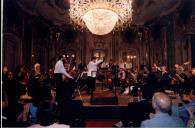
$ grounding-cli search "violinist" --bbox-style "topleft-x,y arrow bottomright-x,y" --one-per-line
128,67 -> 139,96
139,65 -> 150,86
54,55 -> 73,102
44,68 -> 55,87
159,66 -> 169,90
189,68 -> 195,90
131,66 -> 139,85
119,68 -> 127,94
171,66 -> 188,93
109,60 -> 118,91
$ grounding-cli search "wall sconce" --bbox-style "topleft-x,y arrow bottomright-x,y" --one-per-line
71,54 -> 75,58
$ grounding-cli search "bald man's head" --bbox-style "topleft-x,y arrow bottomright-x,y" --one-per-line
152,92 -> 172,113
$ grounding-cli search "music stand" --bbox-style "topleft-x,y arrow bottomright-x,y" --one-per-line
74,71 -> 88,101
77,72 -> 88,91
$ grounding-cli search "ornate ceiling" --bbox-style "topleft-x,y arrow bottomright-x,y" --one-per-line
16,0 -> 181,27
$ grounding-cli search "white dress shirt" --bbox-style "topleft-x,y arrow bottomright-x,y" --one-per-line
54,60 -> 73,79
118,70 -> 126,80
87,60 -> 103,77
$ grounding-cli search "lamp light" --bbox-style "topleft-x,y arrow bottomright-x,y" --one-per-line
69,0 -> 133,35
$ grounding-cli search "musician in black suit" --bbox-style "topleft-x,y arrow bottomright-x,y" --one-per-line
189,68 -> 195,90
159,66 -> 170,90
172,66 -> 188,93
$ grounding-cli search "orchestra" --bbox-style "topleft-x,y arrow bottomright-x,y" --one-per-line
6,57 -> 194,101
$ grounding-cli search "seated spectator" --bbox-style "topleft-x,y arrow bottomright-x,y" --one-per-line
141,92 -> 185,127
3,71 -> 18,126
176,89 -> 195,125
139,86 -> 155,120
29,85 -> 56,124
119,85 -> 154,127
16,101 -> 31,127
29,101 -> 69,128
57,90 -> 85,127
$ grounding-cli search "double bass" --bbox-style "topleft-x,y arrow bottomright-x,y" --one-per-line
105,71 -> 112,86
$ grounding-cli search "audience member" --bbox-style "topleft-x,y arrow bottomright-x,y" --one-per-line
140,92 -> 185,127
189,68 -> 195,90
57,90 -> 85,127
3,71 -> 18,126
29,101 -> 69,128
119,85 -> 154,127
176,89 -> 195,125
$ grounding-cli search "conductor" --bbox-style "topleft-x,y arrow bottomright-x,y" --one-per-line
87,56 -> 103,94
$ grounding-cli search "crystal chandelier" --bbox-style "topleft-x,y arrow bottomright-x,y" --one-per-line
69,0 -> 133,35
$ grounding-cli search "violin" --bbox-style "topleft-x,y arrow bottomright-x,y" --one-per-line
169,61 -> 191,85
170,76 -> 178,85
63,68 -> 78,82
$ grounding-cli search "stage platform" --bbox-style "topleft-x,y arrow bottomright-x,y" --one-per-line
74,87 -> 130,107
73,85 -> 130,119
73,84 -> 178,119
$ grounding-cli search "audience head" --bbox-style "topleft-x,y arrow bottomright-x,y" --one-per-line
141,86 -> 154,100
36,101 -> 56,126
41,86 -> 53,101
152,92 -> 172,113
190,90 -> 195,101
